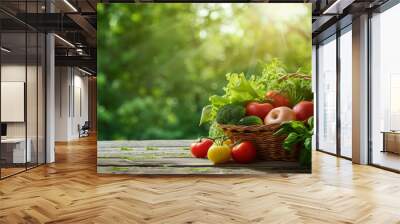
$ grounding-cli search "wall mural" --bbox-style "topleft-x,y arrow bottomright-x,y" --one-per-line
97,3 -> 313,174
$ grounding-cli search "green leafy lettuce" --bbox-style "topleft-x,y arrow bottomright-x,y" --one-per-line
199,72 -> 265,126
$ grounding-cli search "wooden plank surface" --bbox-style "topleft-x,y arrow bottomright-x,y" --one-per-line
98,140 -> 194,148
97,140 -> 309,174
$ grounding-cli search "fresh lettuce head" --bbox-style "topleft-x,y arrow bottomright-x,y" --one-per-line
199,72 -> 265,126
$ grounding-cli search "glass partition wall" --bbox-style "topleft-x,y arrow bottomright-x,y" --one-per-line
317,35 -> 337,155
0,30 -> 28,177
370,3 -> 400,171
0,3 -> 46,179
316,25 -> 353,159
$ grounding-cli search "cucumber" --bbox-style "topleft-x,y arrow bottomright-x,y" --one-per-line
238,116 -> 263,126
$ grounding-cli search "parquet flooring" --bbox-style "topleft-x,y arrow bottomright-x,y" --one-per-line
0,135 -> 399,224
1,167 -> 26,178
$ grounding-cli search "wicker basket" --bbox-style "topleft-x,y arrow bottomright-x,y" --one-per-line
216,73 -> 310,161
219,123 -> 299,161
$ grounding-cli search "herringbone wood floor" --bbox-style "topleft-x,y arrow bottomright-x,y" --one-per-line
0,135 -> 400,224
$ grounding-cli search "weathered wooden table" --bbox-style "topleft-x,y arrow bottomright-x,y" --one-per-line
97,140 -> 310,175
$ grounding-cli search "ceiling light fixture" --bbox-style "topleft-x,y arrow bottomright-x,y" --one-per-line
322,0 -> 354,15
63,0 -> 78,12
76,48 -> 87,56
1,47 -> 11,53
78,67 -> 93,76
54,34 -> 75,48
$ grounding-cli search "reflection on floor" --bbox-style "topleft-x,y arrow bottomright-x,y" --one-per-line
0,163 -> 41,178
373,150 -> 400,171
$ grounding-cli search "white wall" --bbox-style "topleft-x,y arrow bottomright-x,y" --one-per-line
72,73 -> 89,138
55,67 -> 69,141
55,67 -> 89,141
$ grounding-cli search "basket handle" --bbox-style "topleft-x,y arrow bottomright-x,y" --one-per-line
277,73 -> 311,82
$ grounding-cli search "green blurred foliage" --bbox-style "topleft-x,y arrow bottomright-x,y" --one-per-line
98,3 -> 311,140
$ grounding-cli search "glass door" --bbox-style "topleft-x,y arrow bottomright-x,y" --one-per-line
317,35 -> 337,154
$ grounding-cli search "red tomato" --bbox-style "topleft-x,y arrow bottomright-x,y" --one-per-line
293,101 -> 314,121
246,102 -> 274,119
191,138 -> 214,158
231,141 -> 257,164
265,91 -> 290,107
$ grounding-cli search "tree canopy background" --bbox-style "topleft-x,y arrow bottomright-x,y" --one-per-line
98,3 -> 312,140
